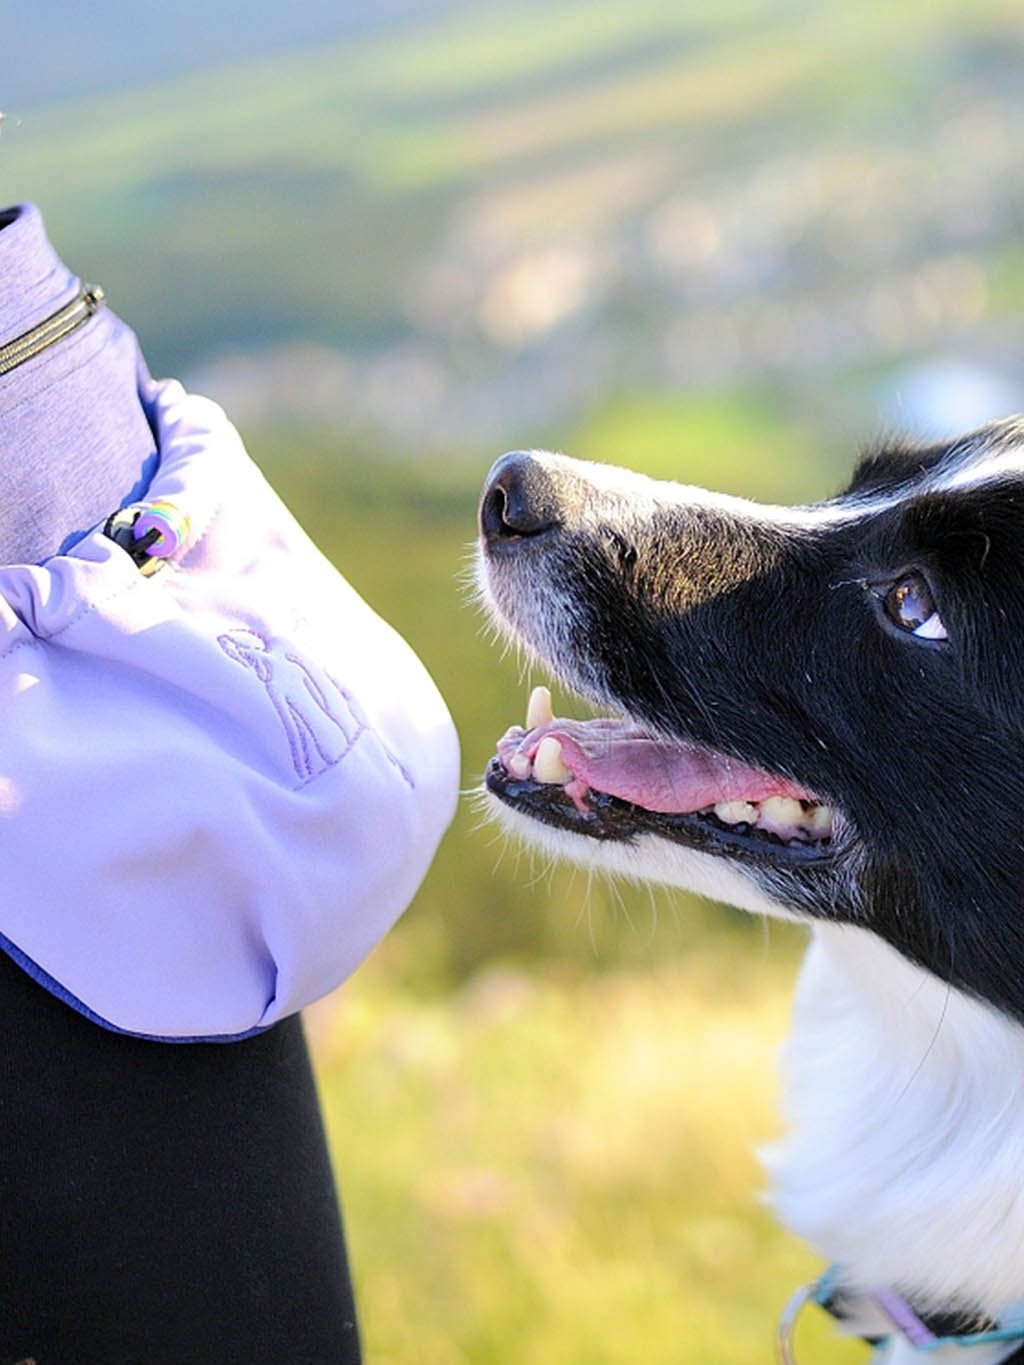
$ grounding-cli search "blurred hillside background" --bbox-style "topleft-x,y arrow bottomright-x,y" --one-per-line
6,2 -> 1024,1360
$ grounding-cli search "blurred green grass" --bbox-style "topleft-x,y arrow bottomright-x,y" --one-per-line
247,392 -> 863,1362
308,954 -> 867,1364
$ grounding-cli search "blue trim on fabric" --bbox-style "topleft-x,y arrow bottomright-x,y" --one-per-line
0,930 -> 271,1045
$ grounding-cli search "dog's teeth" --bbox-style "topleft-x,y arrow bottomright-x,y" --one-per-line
508,752 -> 532,780
759,796 -> 804,828
533,736 -> 571,784
806,804 -> 835,836
714,800 -> 758,825
526,685 -> 554,731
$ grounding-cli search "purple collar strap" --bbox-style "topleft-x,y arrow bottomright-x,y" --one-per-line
0,380 -> 460,1040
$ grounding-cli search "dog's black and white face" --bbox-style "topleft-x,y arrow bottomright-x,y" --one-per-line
477,421 -> 1024,1025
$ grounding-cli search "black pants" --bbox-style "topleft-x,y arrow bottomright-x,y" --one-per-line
0,951 -> 361,1364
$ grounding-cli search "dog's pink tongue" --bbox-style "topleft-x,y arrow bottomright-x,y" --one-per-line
503,718 -> 808,813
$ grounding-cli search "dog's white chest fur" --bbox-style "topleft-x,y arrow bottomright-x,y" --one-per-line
765,923 -> 1024,1322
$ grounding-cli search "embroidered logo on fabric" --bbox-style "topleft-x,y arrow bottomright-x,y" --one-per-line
217,628 -> 415,789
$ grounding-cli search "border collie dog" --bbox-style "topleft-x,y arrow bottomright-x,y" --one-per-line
476,428 -> 1024,1362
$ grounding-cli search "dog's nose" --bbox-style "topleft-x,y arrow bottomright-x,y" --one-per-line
479,451 -> 562,544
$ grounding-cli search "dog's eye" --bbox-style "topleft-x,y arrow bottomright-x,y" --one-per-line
882,573 -> 948,641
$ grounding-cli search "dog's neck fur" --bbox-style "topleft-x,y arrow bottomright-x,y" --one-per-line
766,922 -> 1024,1322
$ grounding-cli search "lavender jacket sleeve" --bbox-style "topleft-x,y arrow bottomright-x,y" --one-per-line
0,381 -> 460,1040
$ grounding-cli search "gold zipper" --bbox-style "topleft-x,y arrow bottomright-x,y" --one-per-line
0,284 -> 106,378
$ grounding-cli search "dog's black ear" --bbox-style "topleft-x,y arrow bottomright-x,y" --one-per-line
849,420 -> 1024,499
845,437 -> 955,497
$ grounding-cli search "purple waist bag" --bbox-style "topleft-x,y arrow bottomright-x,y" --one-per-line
0,379 -> 460,1039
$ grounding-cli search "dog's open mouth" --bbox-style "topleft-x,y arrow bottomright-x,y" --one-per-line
487,687 -> 838,865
